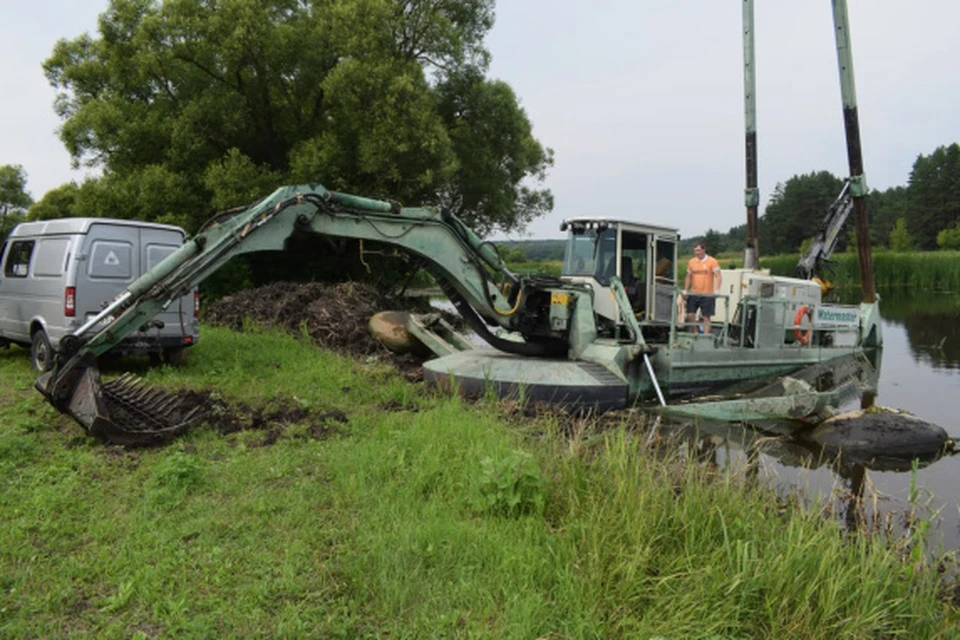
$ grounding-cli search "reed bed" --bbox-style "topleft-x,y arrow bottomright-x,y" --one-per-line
759,250 -> 960,292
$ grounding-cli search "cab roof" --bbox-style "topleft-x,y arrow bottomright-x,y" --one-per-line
560,217 -> 679,239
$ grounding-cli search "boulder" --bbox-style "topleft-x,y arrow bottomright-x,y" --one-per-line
806,406 -> 953,461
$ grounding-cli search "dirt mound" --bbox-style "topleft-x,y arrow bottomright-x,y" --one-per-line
203,281 -> 435,377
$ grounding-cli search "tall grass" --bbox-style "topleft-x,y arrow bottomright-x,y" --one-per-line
759,250 -> 960,291
0,326 -> 956,637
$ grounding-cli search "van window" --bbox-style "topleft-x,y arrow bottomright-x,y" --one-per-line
33,238 -> 71,277
3,240 -> 35,277
145,243 -> 178,269
88,240 -> 133,280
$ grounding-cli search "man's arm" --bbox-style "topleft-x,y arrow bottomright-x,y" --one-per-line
713,268 -> 722,293
683,269 -> 692,294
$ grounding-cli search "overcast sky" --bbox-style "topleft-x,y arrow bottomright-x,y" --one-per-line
2,1 -> 958,241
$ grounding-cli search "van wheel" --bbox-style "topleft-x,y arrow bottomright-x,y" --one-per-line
163,347 -> 187,367
31,330 -> 54,372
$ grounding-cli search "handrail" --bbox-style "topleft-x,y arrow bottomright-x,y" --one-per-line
669,290 -> 731,344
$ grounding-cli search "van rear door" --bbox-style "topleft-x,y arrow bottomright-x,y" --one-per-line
141,226 -> 195,340
76,223 -> 139,327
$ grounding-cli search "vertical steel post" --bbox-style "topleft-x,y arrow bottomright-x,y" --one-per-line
742,0 -> 760,269
832,0 -> 876,303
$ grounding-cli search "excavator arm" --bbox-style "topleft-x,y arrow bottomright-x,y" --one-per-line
36,184 -> 589,444
795,181 -> 854,282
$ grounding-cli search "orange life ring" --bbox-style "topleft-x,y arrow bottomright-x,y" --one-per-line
794,305 -> 813,345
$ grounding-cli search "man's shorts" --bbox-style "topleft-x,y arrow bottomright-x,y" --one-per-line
685,294 -> 716,317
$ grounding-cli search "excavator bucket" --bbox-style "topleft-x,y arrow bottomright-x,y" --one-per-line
36,361 -> 204,447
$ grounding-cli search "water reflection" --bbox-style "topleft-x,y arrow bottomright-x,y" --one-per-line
871,290 -> 960,370
657,408 -> 952,541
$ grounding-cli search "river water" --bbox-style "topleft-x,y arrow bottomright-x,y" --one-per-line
708,289 -> 960,554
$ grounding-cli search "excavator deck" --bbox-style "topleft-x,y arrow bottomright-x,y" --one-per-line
423,350 -> 629,412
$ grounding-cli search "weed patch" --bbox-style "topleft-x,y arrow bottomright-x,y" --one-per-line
478,449 -> 547,518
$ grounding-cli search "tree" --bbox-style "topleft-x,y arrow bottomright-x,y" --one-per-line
44,0 -> 551,240
496,243 -> 527,264
905,143 -> 960,250
867,185 -> 909,248
701,228 -> 722,255
936,221 -> 960,250
888,217 -> 914,252
27,183 -> 81,221
0,165 -> 33,240
433,66 -> 553,236
759,171 -> 844,255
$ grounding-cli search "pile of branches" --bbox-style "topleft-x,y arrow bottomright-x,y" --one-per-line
203,281 -> 429,358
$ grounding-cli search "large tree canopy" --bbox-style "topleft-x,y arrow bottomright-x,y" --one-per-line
44,0 -> 552,238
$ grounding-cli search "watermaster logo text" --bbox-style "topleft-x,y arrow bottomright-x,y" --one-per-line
815,307 -> 859,325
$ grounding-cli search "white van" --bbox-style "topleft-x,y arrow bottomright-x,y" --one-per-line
0,218 -> 199,370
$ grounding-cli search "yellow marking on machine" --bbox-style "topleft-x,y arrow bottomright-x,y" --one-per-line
551,292 -> 570,306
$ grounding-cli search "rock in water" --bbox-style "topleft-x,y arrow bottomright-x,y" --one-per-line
807,407 -> 952,460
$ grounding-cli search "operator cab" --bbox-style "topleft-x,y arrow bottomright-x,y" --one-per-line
559,218 -> 679,328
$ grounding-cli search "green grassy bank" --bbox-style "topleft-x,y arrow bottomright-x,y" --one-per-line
1,326 -> 956,638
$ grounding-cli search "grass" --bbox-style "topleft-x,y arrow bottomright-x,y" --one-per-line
1,325 -> 957,638
755,250 -> 960,292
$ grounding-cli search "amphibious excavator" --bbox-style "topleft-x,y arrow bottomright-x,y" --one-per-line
35,0 -> 887,445
34,183 -> 881,445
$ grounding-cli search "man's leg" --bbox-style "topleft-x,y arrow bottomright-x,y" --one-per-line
700,297 -> 716,334
684,295 -> 700,331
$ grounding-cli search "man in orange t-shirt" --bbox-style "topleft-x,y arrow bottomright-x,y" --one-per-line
682,242 -> 722,333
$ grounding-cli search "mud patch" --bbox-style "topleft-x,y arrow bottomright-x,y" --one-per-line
204,281 -> 445,379
175,389 -> 347,445
378,399 -> 422,413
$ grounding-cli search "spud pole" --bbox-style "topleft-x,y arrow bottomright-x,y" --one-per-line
742,0 -> 760,269
832,0 -> 876,303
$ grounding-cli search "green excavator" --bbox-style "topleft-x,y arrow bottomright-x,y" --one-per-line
35,182 -> 881,445
35,0 -> 886,445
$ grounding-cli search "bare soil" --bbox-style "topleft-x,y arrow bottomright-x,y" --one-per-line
175,389 -> 348,446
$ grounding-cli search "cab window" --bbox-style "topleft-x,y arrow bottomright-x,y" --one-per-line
654,239 -> 676,284
619,231 -> 647,288
562,227 -> 617,284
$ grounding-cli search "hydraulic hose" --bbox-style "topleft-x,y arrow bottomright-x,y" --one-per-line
436,278 -> 566,358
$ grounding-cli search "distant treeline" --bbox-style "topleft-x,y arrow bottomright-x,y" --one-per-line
500,142 -> 960,267
497,240 -> 566,262
692,143 -> 960,256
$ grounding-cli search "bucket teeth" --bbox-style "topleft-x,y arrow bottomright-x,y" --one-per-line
95,374 -> 205,446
